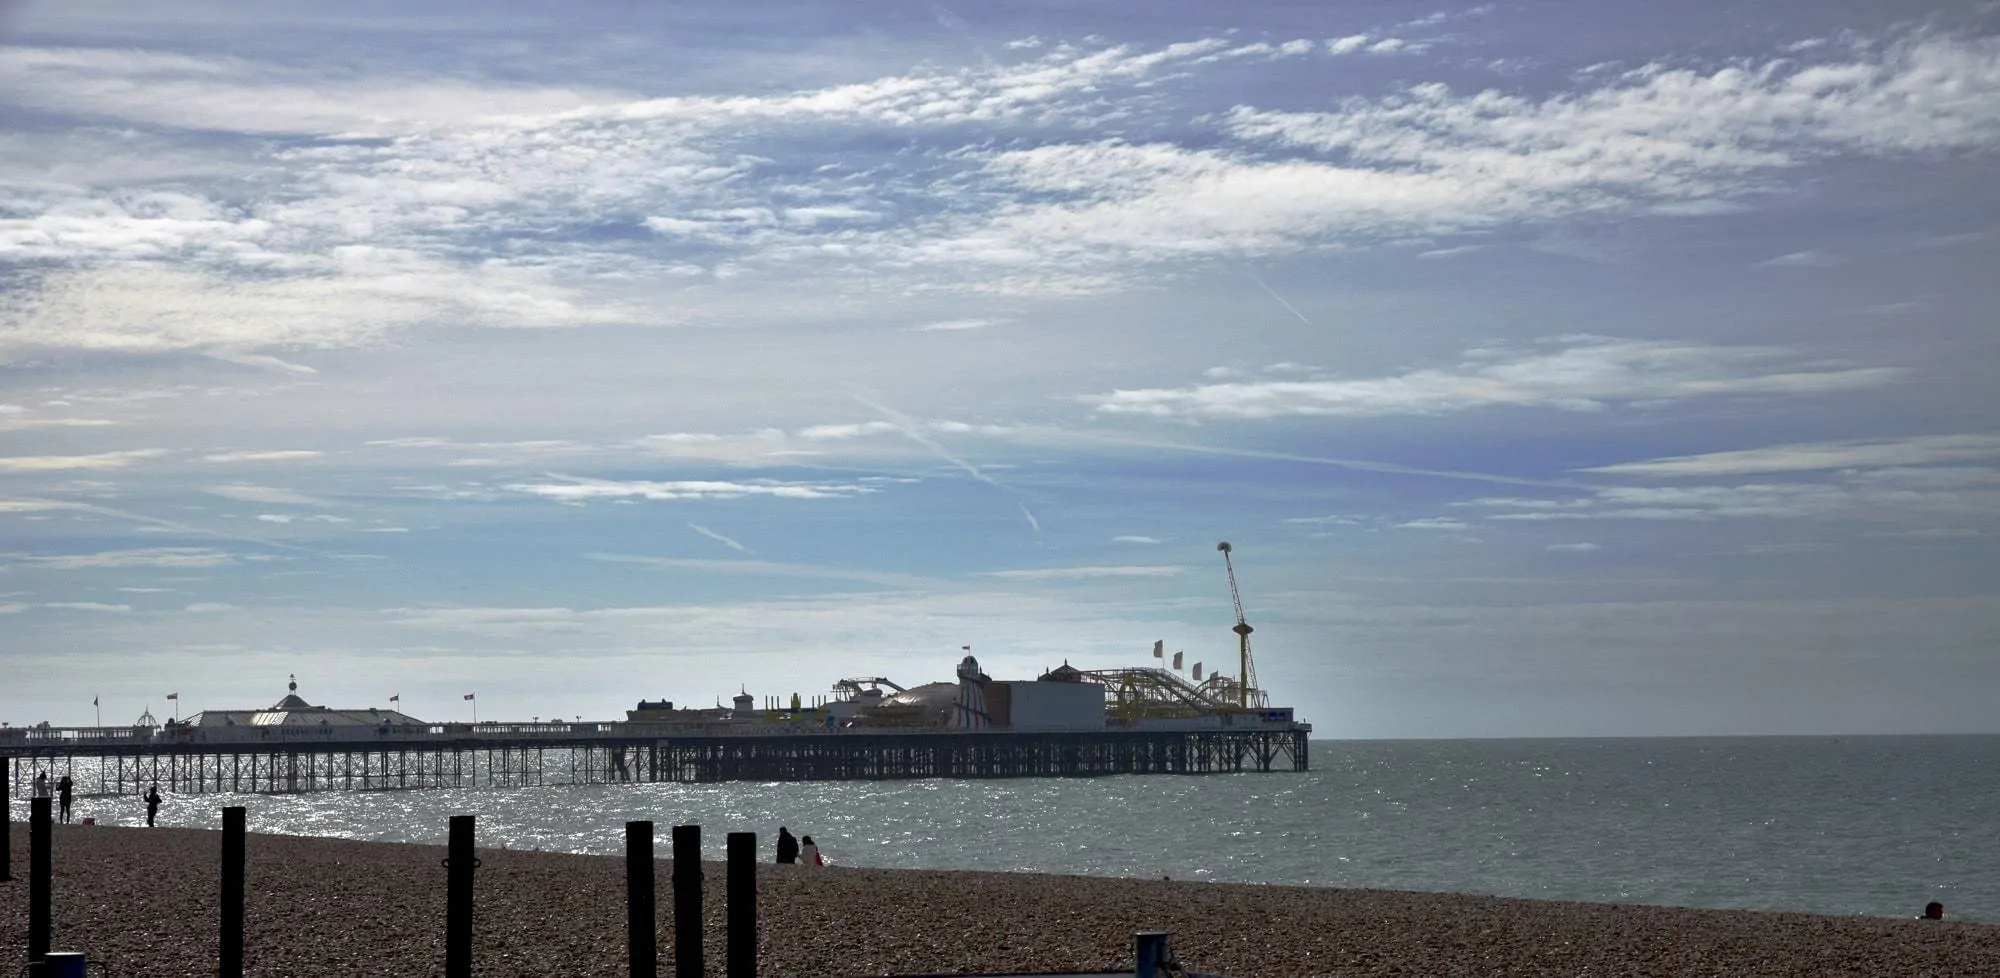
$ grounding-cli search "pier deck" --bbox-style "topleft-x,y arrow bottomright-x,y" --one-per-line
1,725 -> 1309,795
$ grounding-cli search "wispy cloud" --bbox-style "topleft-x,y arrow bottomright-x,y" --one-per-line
1395,518 -> 1471,530
908,318 -> 1003,332
985,565 -> 1186,580
1111,535 -> 1163,544
1086,338 -> 1898,420
511,476 -> 874,502
586,553 -> 937,589
203,450 -> 325,463
0,547 -> 236,570
202,484 -> 336,506
1585,434 -> 2000,477
0,449 -> 170,471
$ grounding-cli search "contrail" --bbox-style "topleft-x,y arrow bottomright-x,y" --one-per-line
4,497 -> 340,555
687,523 -> 751,554
847,386 -> 1043,535
1247,271 -> 1316,327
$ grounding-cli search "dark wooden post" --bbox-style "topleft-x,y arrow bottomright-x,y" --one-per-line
1,755 -> 11,882
29,796 -> 52,964
627,821 -> 657,978
220,806 -> 247,978
671,824 -> 703,978
446,815 -> 476,978
725,831 -> 756,978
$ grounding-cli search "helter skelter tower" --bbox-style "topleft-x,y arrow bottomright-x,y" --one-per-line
1217,542 -> 1261,709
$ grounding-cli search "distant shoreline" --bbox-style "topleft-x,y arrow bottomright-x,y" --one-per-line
4,824 -> 1995,977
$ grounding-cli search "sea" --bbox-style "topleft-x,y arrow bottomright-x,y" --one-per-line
53,735 -> 1999,923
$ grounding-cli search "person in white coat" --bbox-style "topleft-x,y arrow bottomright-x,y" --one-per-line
799,835 -> 823,867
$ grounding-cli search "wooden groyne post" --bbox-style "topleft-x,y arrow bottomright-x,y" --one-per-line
2,755 -> 11,882
672,824 -> 703,978
29,796 -> 52,964
627,820 -> 658,978
726,831 -> 757,978
220,806 -> 247,978
446,814 -> 476,978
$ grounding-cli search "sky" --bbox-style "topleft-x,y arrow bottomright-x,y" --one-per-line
1,0 -> 1997,737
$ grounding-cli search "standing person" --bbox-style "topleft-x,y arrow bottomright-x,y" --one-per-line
57,775 -> 74,824
775,826 -> 799,864
144,783 -> 163,827
33,769 -> 50,799
799,835 -> 822,867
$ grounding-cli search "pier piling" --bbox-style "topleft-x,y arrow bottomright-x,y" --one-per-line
220,806 -> 246,978
445,814 -> 476,978
627,820 -> 657,978
672,824 -> 703,978
726,831 -> 757,978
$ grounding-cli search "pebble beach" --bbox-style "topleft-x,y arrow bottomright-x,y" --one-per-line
4,824 -> 1997,978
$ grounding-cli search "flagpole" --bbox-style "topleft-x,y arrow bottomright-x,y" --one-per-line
94,697 -> 100,728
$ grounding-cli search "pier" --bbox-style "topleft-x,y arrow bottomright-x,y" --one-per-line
0,724 -> 1309,796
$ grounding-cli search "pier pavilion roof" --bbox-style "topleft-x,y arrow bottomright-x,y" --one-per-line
183,678 -> 426,728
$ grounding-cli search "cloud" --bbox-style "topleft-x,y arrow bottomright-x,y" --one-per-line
1546,542 -> 1604,552
0,449 -> 170,471
0,547 -> 236,569
0,500 -> 78,513
688,523 -> 752,554
43,602 -> 133,613
184,602 -> 238,612
509,476 -> 875,502
1584,434 -> 2000,477
1417,244 -> 1487,259
586,553 -> 937,589
1085,338 -> 1899,420
985,565 -> 1186,580
1395,518 -> 1471,530
203,450 -> 325,463
1111,535 -> 1163,544
1467,467 -> 2000,522
202,484 -> 336,506
908,318 -> 1004,332
0,603 -> 24,614
1758,250 -> 1835,267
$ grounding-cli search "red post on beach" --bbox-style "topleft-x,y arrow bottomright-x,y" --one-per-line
446,815 -> 476,978
627,820 -> 658,978
29,796 -> 53,964
220,806 -> 247,978
671,824 -> 703,978
725,831 -> 757,978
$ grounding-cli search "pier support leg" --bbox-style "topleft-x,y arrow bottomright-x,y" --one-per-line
672,825 -> 703,978
221,806 -> 246,978
726,831 -> 756,978
627,821 -> 657,978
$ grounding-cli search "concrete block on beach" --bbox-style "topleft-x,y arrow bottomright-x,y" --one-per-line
3,824 -> 1997,977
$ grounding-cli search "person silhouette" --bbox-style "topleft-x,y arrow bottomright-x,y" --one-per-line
799,835 -> 822,867
57,775 -> 74,823
1921,901 -> 1944,920
144,783 -> 163,827
775,826 -> 799,864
